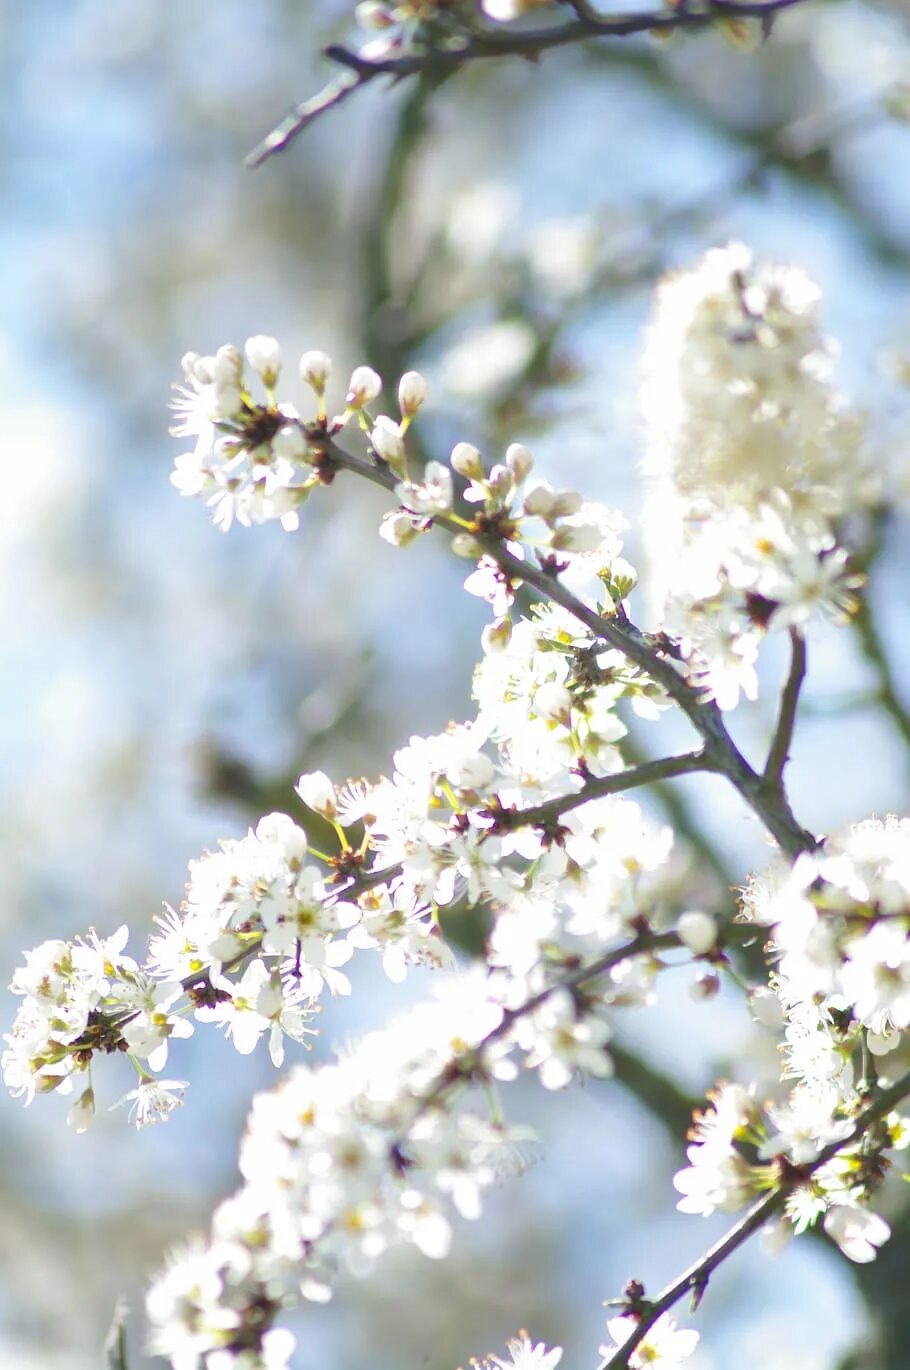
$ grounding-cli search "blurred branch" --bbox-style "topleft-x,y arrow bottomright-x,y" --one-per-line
610,1040 -> 698,1139
622,732 -> 736,896
373,76 -> 907,444
247,0 -> 811,165
487,82 -> 910,429
843,1217 -> 910,1370
362,72 -> 438,416
853,595 -> 910,753
103,1300 -> 130,1370
850,507 -> 910,760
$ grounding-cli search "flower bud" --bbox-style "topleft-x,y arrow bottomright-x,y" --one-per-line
355,0 -> 395,27
447,753 -> 494,791
347,366 -> 382,408
211,383 -> 243,420
67,1085 -> 95,1134
451,532 -> 484,559
213,345 -> 243,386
677,910 -> 719,955
300,350 -> 333,392
398,370 -> 428,418
371,416 -> 406,472
295,770 -> 338,820
522,483 -> 556,519
450,442 -> 484,480
505,442 -> 534,483
245,335 -> 282,387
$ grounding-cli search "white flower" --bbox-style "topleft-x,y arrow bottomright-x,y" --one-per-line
196,959 -> 318,1063
601,1312 -> 698,1368
379,508 -> 428,546
483,1334 -> 562,1370
396,462 -> 453,515
371,416 -> 406,470
824,1204 -> 891,1263
112,1077 -> 190,1128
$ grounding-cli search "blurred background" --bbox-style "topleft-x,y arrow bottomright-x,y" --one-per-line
3,1 -> 910,1365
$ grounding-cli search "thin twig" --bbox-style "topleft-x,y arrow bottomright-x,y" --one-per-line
247,0 -> 811,165
763,628 -> 806,786
413,927 -> 683,1122
599,1066 -> 910,1368
104,1300 -> 130,1370
246,69 -> 365,167
490,749 -> 711,829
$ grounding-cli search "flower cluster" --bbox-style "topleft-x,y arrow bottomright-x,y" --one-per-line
133,648 -> 715,1361
5,583 -> 704,1135
673,815 -> 910,1260
642,243 -> 871,709
3,802 -> 446,1127
14,241 -> 910,1370
171,338 -> 635,654
145,918 -> 688,1367
3,924 -> 192,1131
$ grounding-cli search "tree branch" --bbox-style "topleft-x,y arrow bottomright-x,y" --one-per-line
489,749 -> 711,830
247,0 -> 812,165
413,927 -> 683,1122
763,628 -> 806,786
310,429 -> 817,859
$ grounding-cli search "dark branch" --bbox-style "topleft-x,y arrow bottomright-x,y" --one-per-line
763,628 -> 807,786
247,0 -> 812,165
490,750 -> 711,830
